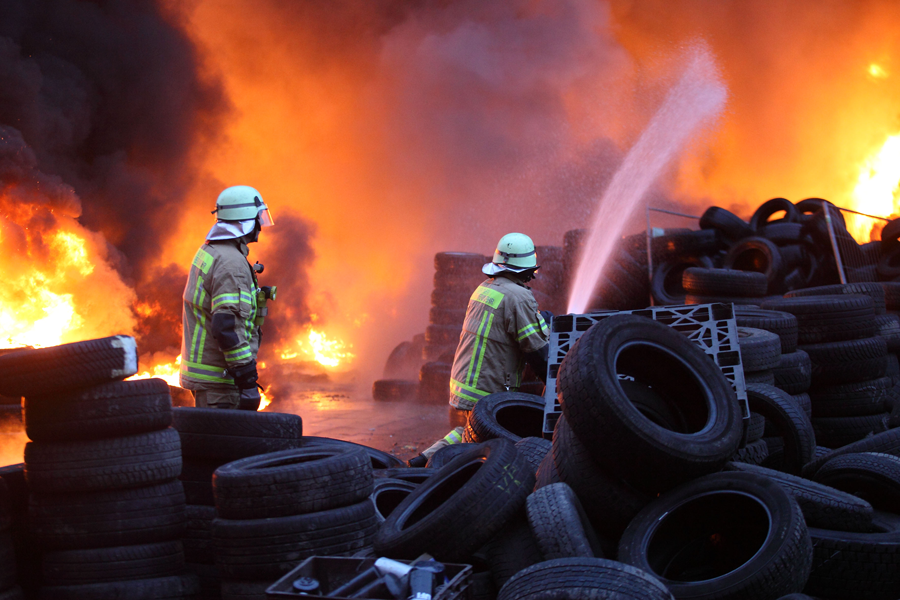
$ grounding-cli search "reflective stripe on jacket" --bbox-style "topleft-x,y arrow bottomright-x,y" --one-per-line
180,240 -> 259,387
449,275 -> 549,410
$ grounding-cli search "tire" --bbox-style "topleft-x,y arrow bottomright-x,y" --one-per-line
685,294 -> 764,306
514,436 -> 551,476
220,580 -> 270,600
483,512 -> 544,591
734,307 -> 799,354
24,428 -> 182,493
497,557 -> 675,600
29,480 -> 187,550
468,392 -> 546,443
785,283 -> 887,315
24,379 -> 172,443
732,438 -> 770,465
791,392 -> 812,419
433,270 -> 484,291
557,314 -> 743,492
811,413 -> 890,450
41,541 -> 185,585
418,361 -> 451,405
876,314 -> 900,351
374,467 -> 433,484
0,532 -> 15,590
773,350 -> 811,394
551,413 -> 652,539
173,408 -> 302,461
812,452 -> 900,513
724,236 -> 784,294
738,327 -> 783,372
371,379 -> 418,402
0,335 -> 138,398
429,306 -> 467,326
881,282 -> 900,310
431,288 -> 471,309
426,443 -> 477,469
373,439 -> 535,562
760,295 -> 877,345
525,483 -> 604,560
751,197 -> 799,230
803,337 -> 887,386
618,471 -> 812,600
745,384 -> 816,475
183,505 -> 216,565
745,370 -> 776,386
758,222 -> 806,245
213,500 -> 378,579
699,206 -> 754,242
801,428 -> 900,478
726,462 -> 874,532
747,412 -> 766,442
683,267 -> 768,297
179,459 -> 224,506
651,229 -> 722,258
36,574 -> 199,600
804,526 -> 900,599
212,446 -> 373,519
425,324 -> 462,346
651,256 -> 714,305
370,478 -> 417,522
435,252 -> 487,273
300,437 -> 404,469
534,451 -> 560,489
809,377 -> 891,418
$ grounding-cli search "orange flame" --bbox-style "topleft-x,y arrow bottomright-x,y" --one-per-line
849,133 -> 900,241
128,355 -> 182,387
280,327 -> 354,368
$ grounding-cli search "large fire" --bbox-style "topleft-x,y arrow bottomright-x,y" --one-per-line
849,133 -> 900,241
280,327 -> 355,369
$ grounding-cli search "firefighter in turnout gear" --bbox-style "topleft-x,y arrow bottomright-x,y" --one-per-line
180,185 -> 274,410
409,233 -> 550,466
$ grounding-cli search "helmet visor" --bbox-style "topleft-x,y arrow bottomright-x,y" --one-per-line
258,208 -> 274,227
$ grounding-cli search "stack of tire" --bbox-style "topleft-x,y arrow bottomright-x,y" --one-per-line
0,336 -> 200,600
682,267 -> 769,306
0,474 -> 22,600
528,245 -> 566,316
373,335 -> 426,404
211,446 -> 377,598
0,350 -> 22,429
173,407 -> 303,599
762,292 -> 891,449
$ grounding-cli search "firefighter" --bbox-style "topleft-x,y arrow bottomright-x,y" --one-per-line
409,233 -> 550,467
180,185 -> 274,410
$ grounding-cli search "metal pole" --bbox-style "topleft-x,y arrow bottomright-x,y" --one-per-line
646,206 -> 654,306
823,201 -> 847,284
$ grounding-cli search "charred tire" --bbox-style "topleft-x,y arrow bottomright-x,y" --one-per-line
370,478 -> 417,523
36,574 -> 199,600
29,481 -> 186,550
213,500 -> 378,579
213,446 -> 373,519
785,283 -> 887,315
727,462 -> 873,532
812,414 -> 890,450
811,452 -> 900,513
373,439 -> 535,562
738,327 -> 782,372
300,437 -> 404,469
41,541 -> 185,586
514,436 -> 551,476
734,307 -> 799,354
557,314 -> 743,492
618,471 -> 812,600
803,337 -> 887,386
724,237 -> 784,294
699,206 -> 754,242
682,267 -> 768,298
24,428 -> 181,493
745,384 -> 816,475
750,197 -> 799,230
761,295 -> 877,345
772,350 -> 812,394
551,413 -> 651,539
372,379 -> 418,402
24,379 -> 172,443
468,392 -> 546,443
497,557 -> 675,600
173,408 -> 302,461
525,483 -> 604,560
0,335 -> 138,398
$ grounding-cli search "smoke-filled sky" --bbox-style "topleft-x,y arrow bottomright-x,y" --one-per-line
4,0 -> 900,379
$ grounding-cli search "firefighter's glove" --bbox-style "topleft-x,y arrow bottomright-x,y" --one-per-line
230,361 -> 259,390
238,386 -> 261,411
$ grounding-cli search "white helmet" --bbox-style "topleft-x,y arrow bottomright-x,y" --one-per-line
483,232 -> 538,276
206,185 -> 274,241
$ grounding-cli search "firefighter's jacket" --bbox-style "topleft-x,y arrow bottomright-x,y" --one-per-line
180,239 -> 259,388
449,275 -> 549,410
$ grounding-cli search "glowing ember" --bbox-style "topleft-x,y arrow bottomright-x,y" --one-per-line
280,327 -> 354,368
869,64 -> 889,79
850,133 -> 900,240
129,356 -> 181,387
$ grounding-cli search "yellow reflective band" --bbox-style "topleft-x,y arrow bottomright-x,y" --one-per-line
192,248 -> 215,274
472,312 -> 494,388
471,285 -> 505,308
517,323 -> 539,341
212,293 -> 240,310
443,430 -> 463,444
450,379 -> 489,404
180,360 -> 234,384
539,315 -> 549,335
465,312 -> 489,384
